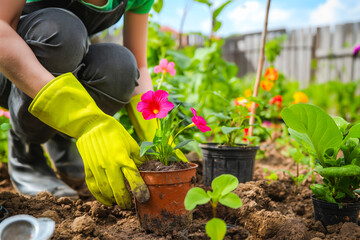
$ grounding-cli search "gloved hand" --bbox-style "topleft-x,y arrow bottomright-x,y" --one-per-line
125,93 -> 188,162
29,73 -> 149,208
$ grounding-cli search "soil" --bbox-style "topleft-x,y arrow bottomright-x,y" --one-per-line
1,135 -> 360,239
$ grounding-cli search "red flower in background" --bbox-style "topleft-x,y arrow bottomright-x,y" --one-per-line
243,128 -> 249,142
264,67 -> 279,81
269,95 -> 283,108
137,90 -> 174,120
260,80 -> 274,91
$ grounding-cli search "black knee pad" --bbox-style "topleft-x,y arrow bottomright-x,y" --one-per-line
18,8 -> 89,74
78,43 -> 140,115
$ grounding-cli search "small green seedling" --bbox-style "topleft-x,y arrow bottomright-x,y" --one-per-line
263,168 -> 278,184
184,174 -> 242,240
280,141 -> 312,194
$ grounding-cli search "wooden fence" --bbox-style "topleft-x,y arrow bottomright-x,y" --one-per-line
222,22 -> 360,88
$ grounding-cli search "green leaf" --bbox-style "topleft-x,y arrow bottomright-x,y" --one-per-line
0,123 -> 10,131
343,123 -> 360,144
332,116 -> 349,135
281,104 -> 342,165
220,127 -> 241,135
213,0 -> 232,19
139,141 -> 155,157
205,218 -> 226,240
212,174 -> 239,197
219,192 -> 242,209
317,165 -> 360,177
184,187 -> 211,210
152,0 -> 163,13
194,0 -> 212,7
213,20 -> 222,33
310,184 -> 336,203
288,129 -> 317,157
166,50 -> 191,69
173,139 -> 194,150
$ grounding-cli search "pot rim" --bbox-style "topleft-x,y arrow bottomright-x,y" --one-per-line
139,162 -> 198,173
199,142 -> 260,151
311,195 -> 360,206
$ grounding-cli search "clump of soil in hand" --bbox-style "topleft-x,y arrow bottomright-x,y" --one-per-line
138,160 -> 190,171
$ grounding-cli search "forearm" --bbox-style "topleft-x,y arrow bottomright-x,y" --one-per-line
132,66 -> 153,96
0,20 -> 53,98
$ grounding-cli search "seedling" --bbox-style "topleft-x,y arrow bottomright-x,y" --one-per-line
281,104 -> 360,203
280,141 -> 312,194
263,168 -> 278,184
184,174 -> 242,240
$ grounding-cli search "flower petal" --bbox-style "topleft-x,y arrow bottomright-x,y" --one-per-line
159,101 -> 174,113
168,68 -> 176,76
190,108 -> 197,116
154,65 -> 161,74
159,59 -> 168,68
4,111 -> 9,119
142,109 -> 156,120
137,101 -> 149,112
154,90 -> 169,103
141,90 -> 155,102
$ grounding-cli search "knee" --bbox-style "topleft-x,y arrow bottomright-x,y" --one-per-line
18,8 -> 88,74
79,44 -> 139,114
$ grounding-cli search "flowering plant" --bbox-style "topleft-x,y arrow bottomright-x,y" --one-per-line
137,90 -> 210,166
207,91 -> 265,146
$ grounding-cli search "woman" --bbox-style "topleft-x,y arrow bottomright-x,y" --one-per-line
0,0 -> 156,209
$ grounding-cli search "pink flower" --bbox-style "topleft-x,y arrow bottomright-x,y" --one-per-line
137,90 -> 174,120
353,44 -> 360,56
154,59 -> 176,76
4,111 -> 10,119
0,109 -> 4,117
190,108 -> 211,132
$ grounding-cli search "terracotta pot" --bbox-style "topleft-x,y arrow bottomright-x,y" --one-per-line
199,143 -> 259,186
136,163 -> 198,234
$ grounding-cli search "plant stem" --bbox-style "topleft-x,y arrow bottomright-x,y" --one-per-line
210,200 -> 218,218
310,156 -> 315,184
157,72 -> 166,90
296,161 -> 299,194
170,123 -> 195,146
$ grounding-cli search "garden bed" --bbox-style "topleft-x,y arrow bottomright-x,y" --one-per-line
0,140 -> 359,239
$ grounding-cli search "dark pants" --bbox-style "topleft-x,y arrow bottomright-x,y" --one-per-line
0,8 -> 139,144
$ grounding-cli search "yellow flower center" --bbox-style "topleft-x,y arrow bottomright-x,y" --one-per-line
153,109 -> 159,114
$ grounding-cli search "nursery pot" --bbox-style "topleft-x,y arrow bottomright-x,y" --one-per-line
136,163 -> 198,234
199,143 -> 259,186
311,196 -> 360,226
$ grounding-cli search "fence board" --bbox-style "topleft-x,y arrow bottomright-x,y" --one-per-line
223,21 -> 360,87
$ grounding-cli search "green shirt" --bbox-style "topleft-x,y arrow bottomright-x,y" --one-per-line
25,0 -> 154,14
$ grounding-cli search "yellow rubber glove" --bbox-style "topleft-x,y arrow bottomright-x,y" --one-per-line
125,93 -> 188,162
29,73 -> 149,208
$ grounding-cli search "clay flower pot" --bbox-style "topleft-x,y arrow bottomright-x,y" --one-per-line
135,163 -> 198,234
199,143 -> 259,186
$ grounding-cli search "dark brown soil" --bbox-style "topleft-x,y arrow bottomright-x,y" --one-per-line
1,138 -> 360,239
138,160 -> 190,171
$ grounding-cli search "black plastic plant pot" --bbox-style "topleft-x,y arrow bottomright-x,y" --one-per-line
199,143 -> 259,186
311,196 -> 360,226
